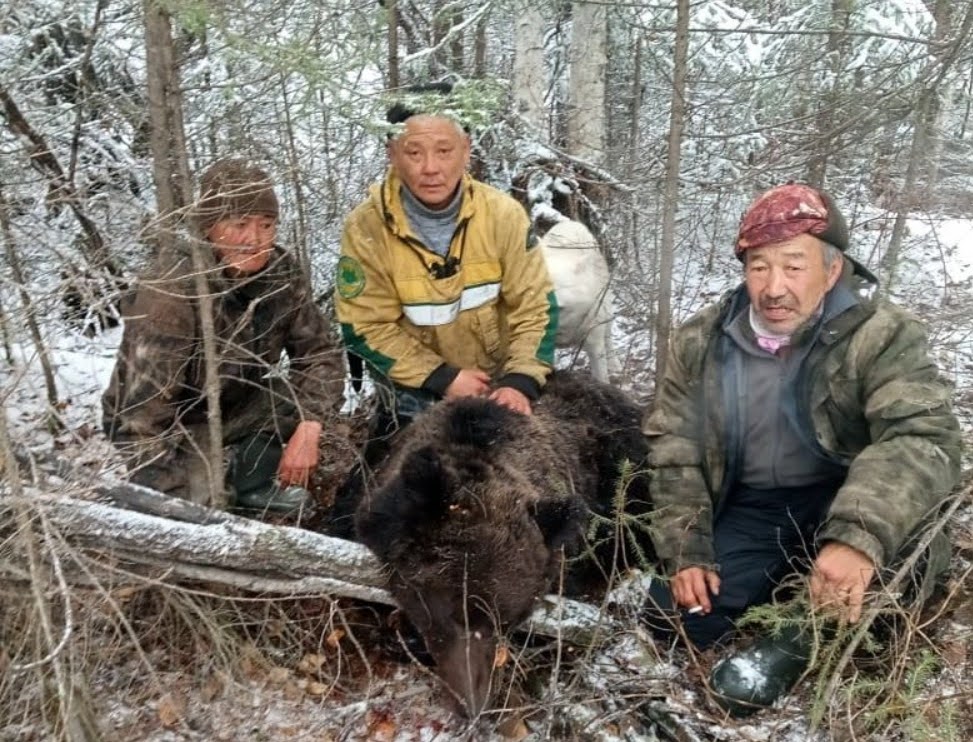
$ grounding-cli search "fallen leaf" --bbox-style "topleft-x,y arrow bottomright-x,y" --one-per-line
365,720 -> 397,741
157,692 -> 184,728
199,673 -> 225,702
940,639 -> 968,667
494,643 -> 509,668
238,644 -> 269,679
112,586 -> 140,602
267,666 -> 290,685
282,681 -> 303,702
297,653 -> 326,675
306,681 -> 330,696
497,717 -> 529,740
325,628 -> 345,649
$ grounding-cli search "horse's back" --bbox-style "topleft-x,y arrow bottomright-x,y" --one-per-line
540,219 -> 611,334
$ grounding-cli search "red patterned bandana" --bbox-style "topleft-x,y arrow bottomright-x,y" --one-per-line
736,184 -> 830,255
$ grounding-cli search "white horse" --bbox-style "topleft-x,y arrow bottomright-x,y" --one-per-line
540,219 -> 618,383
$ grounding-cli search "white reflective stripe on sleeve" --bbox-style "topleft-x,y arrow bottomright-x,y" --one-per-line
402,282 -> 501,327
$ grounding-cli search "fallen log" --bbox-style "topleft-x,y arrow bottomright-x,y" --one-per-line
22,480 -> 625,644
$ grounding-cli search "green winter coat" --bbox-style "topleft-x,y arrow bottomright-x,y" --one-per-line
643,264 -> 962,587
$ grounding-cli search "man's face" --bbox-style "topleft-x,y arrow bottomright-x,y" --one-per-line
744,233 -> 843,335
207,214 -> 276,276
388,115 -> 470,210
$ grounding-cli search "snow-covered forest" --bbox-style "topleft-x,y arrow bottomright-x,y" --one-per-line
2,1 -> 972,740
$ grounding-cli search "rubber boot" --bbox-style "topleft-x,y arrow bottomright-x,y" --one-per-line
709,623 -> 812,717
227,433 -> 312,515
233,483 -> 313,515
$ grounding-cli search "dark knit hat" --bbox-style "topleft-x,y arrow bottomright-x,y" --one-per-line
735,183 -> 848,258
194,158 -> 279,233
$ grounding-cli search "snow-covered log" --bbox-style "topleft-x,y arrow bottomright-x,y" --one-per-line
39,491 -> 391,603
27,482 -> 622,644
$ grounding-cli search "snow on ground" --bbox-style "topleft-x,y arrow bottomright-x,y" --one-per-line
5,324 -> 120,432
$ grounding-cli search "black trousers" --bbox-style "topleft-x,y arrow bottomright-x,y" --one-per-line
644,482 -> 838,649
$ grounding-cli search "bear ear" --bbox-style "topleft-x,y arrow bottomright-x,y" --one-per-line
401,445 -> 442,488
447,399 -> 513,448
398,446 -> 449,518
530,499 -> 585,551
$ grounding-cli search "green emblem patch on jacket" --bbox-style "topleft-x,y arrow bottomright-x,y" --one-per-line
336,256 -> 366,298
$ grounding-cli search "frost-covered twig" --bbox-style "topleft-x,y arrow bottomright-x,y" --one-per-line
9,519 -> 75,672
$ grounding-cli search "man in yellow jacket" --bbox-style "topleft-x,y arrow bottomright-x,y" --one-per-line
330,83 -> 559,535
335,84 -> 558,418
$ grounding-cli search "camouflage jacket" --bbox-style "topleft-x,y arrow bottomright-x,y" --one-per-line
643,264 -> 962,577
102,242 -> 345,465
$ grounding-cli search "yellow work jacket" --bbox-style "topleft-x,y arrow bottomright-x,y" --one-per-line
335,170 -> 558,395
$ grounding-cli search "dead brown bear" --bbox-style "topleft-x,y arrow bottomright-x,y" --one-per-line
355,372 -> 652,716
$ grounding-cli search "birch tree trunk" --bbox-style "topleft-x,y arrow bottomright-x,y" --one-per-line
565,2 -> 607,165
387,0 -> 400,90
0,291 -> 13,364
280,78 -> 311,273
512,3 -> 547,136
473,14 -> 488,79
806,0 -> 853,186
882,2 -> 973,288
653,0 -> 690,391
448,5 -> 464,72
626,37 -> 643,265
430,0 -> 448,77
920,0 -> 957,202
143,0 -> 225,507
143,0 -> 192,227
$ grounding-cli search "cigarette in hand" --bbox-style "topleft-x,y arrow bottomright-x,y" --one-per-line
687,605 -> 704,615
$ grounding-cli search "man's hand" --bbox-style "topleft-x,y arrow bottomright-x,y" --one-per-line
444,369 -> 491,399
277,420 -> 322,488
671,566 -> 721,614
809,542 -> 876,624
490,386 -> 532,416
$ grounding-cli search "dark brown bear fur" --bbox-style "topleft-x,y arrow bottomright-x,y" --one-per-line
354,372 -> 652,716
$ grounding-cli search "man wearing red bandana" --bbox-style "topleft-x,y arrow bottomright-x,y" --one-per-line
642,183 -> 961,715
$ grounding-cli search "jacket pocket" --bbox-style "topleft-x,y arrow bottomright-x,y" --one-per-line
816,376 -> 866,456
474,303 -> 502,356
